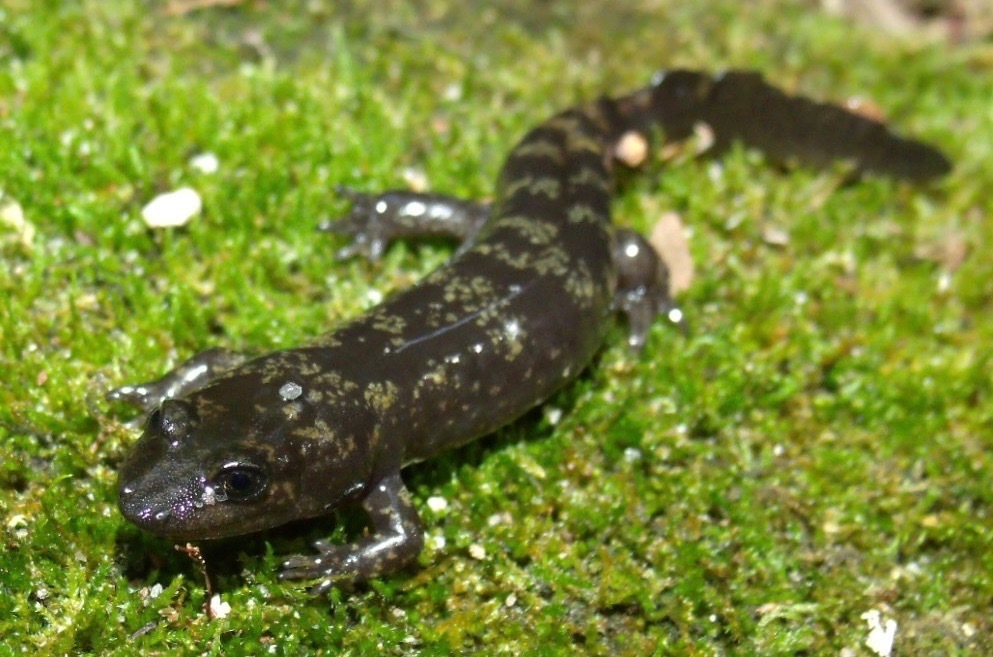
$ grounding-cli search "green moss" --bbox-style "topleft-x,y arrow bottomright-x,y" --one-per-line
1,0 -> 990,654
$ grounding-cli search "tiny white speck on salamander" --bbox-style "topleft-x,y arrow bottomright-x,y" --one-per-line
279,382 -> 303,401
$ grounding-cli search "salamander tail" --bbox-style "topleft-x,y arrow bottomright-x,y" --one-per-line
611,69 -> 950,182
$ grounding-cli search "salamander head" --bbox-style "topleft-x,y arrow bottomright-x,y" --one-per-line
117,380 -> 371,541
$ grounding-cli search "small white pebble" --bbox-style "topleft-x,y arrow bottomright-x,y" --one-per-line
614,130 -> 648,167
402,168 -> 429,192
426,496 -> 448,512
487,512 -> 511,527
937,271 -> 952,294
762,225 -> 790,246
693,121 -> 716,154
279,382 -> 303,401
442,83 -> 463,102
148,583 -> 164,599
430,534 -> 446,551
209,594 -> 232,619
623,447 -> 642,463
0,193 -> 34,246
189,152 -> 220,174
821,516 -> 841,535
5,514 -> 28,529
861,610 -> 897,657
468,544 -> 486,560
545,407 -> 562,425
141,187 -> 202,228
505,592 -> 517,607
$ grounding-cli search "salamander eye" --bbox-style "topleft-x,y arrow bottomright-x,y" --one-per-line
215,463 -> 268,502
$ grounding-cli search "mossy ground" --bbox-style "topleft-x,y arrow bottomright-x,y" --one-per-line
1,1 -> 990,654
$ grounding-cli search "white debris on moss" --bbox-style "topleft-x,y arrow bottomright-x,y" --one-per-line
614,130 -> 648,167
426,496 -> 448,513
141,187 -> 202,228
861,609 -> 897,656
402,167 -> 429,192
209,594 -> 232,619
429,533 -> 446,551
0,192 -> 34,247
189,152 -> 220,174
365,288 -> 384,305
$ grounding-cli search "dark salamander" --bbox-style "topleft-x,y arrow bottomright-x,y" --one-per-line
109,70 -> 949,594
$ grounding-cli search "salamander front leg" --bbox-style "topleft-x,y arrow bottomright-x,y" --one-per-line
320,186 -> 491,261
279,471 -> 425,595
106,347 -> 248,412
613,228 -> 686,350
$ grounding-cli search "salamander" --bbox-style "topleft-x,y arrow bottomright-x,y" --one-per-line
109,69 -> 949,594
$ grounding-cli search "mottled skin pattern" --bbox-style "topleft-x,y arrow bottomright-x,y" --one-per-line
109,70 -> 949,594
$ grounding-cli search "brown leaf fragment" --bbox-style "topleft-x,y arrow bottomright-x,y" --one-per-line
844,96 -> 888,123
821,0 -> 993,43
915,230 -> 970,272
649,211 -> 694,295
761,225 -> 791,247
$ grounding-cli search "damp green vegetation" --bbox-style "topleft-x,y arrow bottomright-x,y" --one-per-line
1,1 -> 990,654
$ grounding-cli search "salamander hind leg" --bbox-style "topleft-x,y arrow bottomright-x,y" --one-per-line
106,347 -> 247,412
279,471 -> 425,595
319,186 -> 491,261
613,228 -> 687,351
